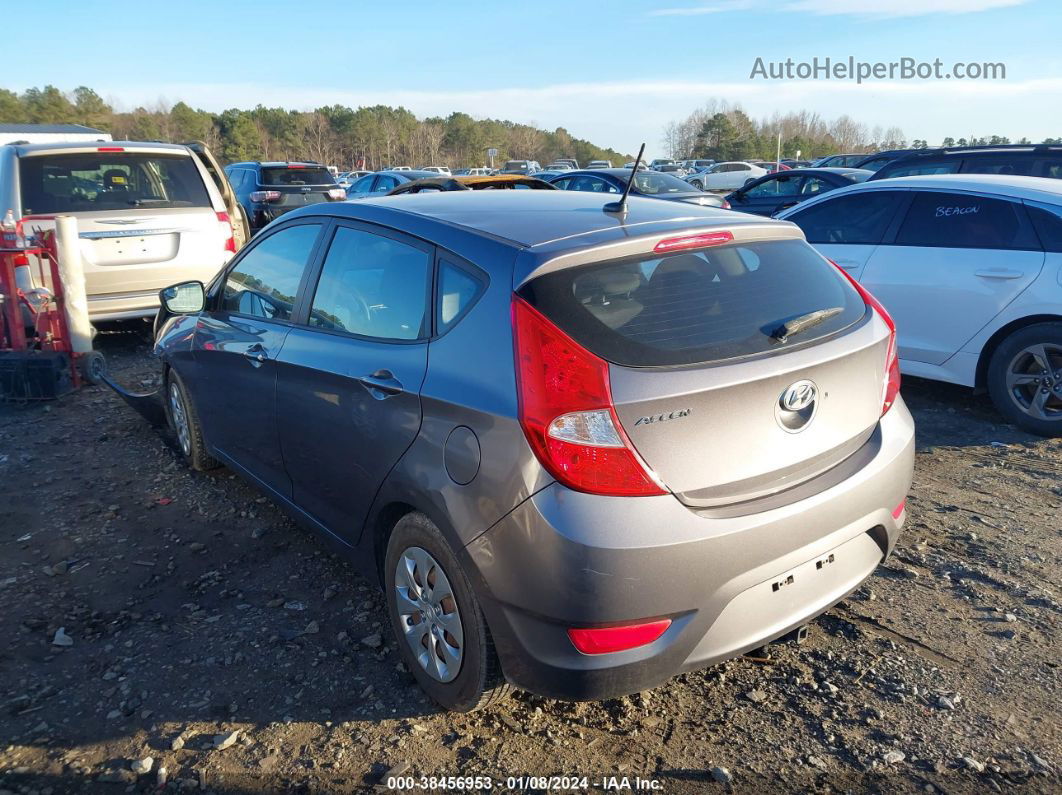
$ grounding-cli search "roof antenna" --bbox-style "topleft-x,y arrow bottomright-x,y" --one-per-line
603,142 -> 645,216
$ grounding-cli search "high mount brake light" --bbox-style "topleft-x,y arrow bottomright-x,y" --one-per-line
653,230 -> 734,253
97,147 -> 124,152
829,259 -> 900,415
512,297 -> 665,497
567,619 -> 672,655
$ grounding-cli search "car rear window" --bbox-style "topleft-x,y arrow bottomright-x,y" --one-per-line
19,152 -> 210,214
259,167 -> 335,186
518,239 -> 865,367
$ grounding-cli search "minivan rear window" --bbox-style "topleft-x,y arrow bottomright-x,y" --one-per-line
518,239 -> 865,367
19,152 -> 211,214
259,167 -> 335,186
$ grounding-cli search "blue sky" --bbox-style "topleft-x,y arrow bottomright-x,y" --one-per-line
8,0 -> 1058,156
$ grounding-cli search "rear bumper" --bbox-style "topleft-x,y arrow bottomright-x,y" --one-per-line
465,398 -> 915,701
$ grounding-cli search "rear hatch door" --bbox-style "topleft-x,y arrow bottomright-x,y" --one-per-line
257,164 -> 340,209
518,234 -> 891,507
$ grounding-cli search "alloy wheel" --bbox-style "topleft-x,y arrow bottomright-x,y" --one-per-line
1005,343 -> 1062,422
169,382 -> 192,456
394,546 -> 464,683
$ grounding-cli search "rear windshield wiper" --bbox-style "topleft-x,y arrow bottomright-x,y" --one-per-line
768,307 -> 844,343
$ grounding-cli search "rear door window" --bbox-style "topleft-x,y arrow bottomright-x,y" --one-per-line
879,158 -> 960,178
787,190 -> 905,244
518,239 -> 864,367
745,176 -> 799,197
307,226 -> 431,340
960,157 -> 1034,176
222,223 -> 321,320
19,152 -> 211,214
894,192 -> 1039,250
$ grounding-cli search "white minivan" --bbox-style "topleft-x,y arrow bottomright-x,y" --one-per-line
0,141 -> 236,321
778,174 -> 1062,436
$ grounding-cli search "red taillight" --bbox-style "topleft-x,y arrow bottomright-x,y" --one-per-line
568,619 -> 672,655
216,211 -> 236,253
512,297 -> 665,497
653,230 -> 734,253
249,190 -> 282,203
829,260 -> 900,416
97,146 -> 124,152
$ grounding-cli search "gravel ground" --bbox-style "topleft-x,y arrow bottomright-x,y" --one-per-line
0,327 -> 1059,794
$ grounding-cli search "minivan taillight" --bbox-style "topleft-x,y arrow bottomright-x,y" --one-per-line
216,211 -> 236,254
830,261 -> 900,415
512,297 -> 665,497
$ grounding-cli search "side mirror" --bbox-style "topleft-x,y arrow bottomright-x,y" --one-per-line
160,281 -> 205,314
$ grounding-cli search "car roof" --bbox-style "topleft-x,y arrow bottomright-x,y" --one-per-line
6,140 -> 193,157
294,190 -> 787,251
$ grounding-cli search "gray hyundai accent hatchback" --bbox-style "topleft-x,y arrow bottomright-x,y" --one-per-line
153,190 -> 915,711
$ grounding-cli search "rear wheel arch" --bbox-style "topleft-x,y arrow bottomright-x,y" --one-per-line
371,501 -> 418,586
975,314 -> 1062,389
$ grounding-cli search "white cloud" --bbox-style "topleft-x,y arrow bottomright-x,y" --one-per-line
784,0 -> 1029,16
102,77 -> 1062,158
649,0 -> 752,16
651,0 -> 1029,18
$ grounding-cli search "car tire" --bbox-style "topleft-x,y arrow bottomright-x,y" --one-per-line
384,512 -> 510,712
165,370 -> 219,470
986,322 -> 1062,437
690,180 -> 703,190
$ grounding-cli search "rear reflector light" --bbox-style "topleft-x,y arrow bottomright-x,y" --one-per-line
512,297 -> 665,497
568,619 -> 672,655
654,230 -> 734,253
97,146 -> 124,152
327,188 -> 347,200
891,499 -> 906,520
249,190 -> 282,203
216,211 -> 236,254
829,260 -> 900,416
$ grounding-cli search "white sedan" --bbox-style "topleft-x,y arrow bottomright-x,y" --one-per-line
687,161 -> 767,191
778,174 -> 1062,436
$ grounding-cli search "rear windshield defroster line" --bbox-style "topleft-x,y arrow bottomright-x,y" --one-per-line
517,239 -> 865,368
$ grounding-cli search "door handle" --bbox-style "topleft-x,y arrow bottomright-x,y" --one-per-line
243,343 -> 268,364
355,369 -> 404,396
975,269 -> 1024,280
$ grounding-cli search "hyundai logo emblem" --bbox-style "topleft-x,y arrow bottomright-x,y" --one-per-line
781,380 -> 817,412
776,379 -> 819,432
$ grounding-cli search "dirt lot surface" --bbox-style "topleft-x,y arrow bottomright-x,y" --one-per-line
0,328 -> 1059,794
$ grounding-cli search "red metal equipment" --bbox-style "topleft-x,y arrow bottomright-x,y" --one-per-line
0,216 -> 103,399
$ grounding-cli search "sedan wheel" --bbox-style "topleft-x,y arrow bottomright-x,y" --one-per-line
987,323 -> 1062,437
394,546 -> 465,683
1003,343 -> 1062,422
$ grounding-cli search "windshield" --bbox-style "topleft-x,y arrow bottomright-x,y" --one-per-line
503,161 -> 529,171
632,171 -> 696,195
19,152 -> 210,214
259,166 -> 335,186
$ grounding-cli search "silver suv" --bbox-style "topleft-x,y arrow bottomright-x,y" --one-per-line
0,141 -> 236,321
150,190 -> 915,711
